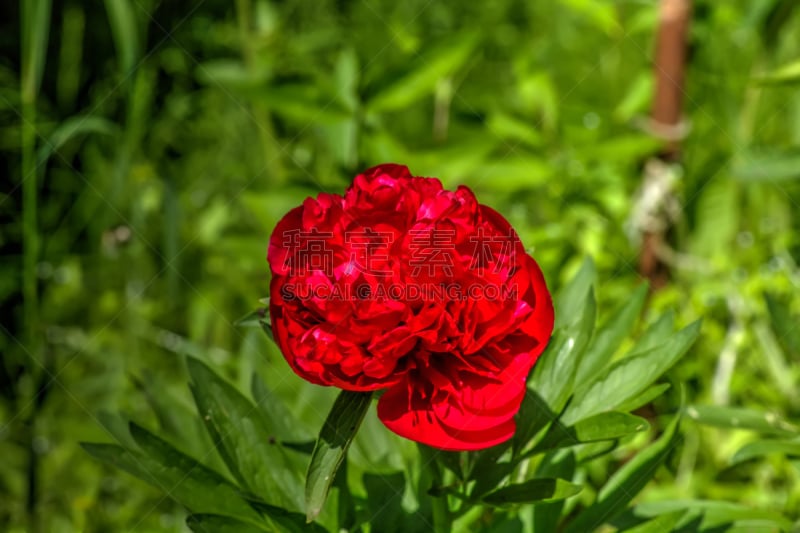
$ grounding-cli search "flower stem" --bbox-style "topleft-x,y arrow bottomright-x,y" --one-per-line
419,445 -> 452,533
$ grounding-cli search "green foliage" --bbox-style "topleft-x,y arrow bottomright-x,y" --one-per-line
3,0 -> 800,531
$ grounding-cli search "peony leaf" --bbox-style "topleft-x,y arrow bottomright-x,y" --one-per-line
532,450 -> 576,532
512,388 -> 557,457
246,500 -> 329,533
532,412 -> 650,454
363,472 -> 407,531
563,414 -> 681,533
563,320 -> 700,424
305,390 -> 373,522
251,373 -> 311,442
686,405 -> 797,436
531,289 -> 595,414
555,257 -> 596,330
187,357 -> 304,511
575,283 -> 648,387
730,439 -> 800,465
81,429 -> 263,525
481,478 -> 582,507
614,383 -> 671,413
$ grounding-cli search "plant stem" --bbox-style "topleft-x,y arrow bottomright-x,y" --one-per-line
419,445 -> 452,533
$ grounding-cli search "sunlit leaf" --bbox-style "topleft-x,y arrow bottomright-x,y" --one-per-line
564,320 -> 700,424
686,405 -> 797,436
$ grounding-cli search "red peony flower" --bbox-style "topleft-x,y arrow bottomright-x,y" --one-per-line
267,164 -> 554,451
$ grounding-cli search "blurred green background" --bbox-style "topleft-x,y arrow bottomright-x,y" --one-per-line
2,0 -> 800,531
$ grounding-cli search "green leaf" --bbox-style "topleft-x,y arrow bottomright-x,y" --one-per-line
555,258 -> 596,330
686,405 -> 797,436
366,33 -> 479,112
235,308 -> 267,328
21,0 -> 52,100
731,439 -> 800,464
36,115 -> 116,167
257,86 -> 352,124
305,390 -> 373,522
532,450 -> 576,533
576,283 -> 647,387
765,292 -> 800,358
533,412 -> 650,454
103,0 -> 139,78
563,415 -> 681,533
531,290 -> 595,414
482,478 -> 582,507
564,320 -> 700,424
631,311 -> 675,354
246,500 -> 329,533
634,500 -> 793,531
755,58 -> 800,85
615,383 -> 672,413
619,512 -> 685,533
512,389 -> 557,457
187,514 -> 269,533
251,373 -> 310,442
466,440 -> 515,499
187,357 -> 303,510
363,472 -> 406,532
96,410 -> 138,450
82,431 -> 263,525
732,149 -> 800,182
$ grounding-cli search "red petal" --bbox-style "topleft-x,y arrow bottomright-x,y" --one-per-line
377,380 -> 516,451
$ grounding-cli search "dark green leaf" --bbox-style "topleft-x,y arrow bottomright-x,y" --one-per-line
187,357 -> 304,510
363,472 -> 406,533
82,431 -> 263,525
482,478 -> 582,507
246,500 -> 329,533
305,390 -> 373,521
103,0 -> 138,77
36,115 -> 116,167
532,450 -> 576,533
512,389 -> 557,457
251,373 -> 310,442
187,514 -> 269,533
236,308 -> 267,328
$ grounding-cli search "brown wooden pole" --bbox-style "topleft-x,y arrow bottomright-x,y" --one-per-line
640,0 -> 691,289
